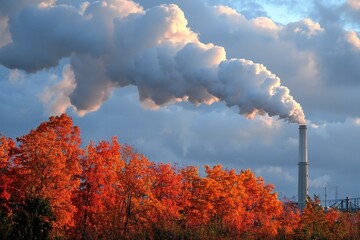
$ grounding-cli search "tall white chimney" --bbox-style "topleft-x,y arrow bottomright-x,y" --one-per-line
298,124 -> 308,211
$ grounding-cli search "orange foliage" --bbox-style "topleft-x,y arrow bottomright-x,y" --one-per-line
0,136 -> 15,213
151,163 -> 183,223
237,169 -> 283,238
12,114 -> 81,233
178,165 -> 203,228
3,114 -> 360,239
277,201 -> 301,238
73,137 -> 121,239
177,165 -> 283,238
295,196 -> 349,239
112,145 -> 156,236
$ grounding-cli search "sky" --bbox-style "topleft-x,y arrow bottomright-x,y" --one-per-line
0,0 -> 360,202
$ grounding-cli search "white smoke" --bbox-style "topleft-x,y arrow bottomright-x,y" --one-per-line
39,64 -> 76,116
0,0 -> 306,124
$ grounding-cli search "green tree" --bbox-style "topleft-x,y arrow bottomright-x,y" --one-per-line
10,197 -> 54,240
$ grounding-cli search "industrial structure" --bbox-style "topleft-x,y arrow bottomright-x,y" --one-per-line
324,197 -> 360,212
298,125 -> 308,211
296,125 -> 360,212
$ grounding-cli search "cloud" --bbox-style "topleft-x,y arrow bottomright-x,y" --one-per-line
0,66 -> 49,138
1,0 -> 360,200
0,0 -> 40,17
0,1 -> 305,123
347,0 -> 360,10
69,54 -> 117,115
39,64 -> 76,116
7,69 -> 23,82
0,17 -> 11,47
223,1 -> 268,20
173,0 -> 360,122
0,4 -> 108,72
345,31 -> 360,49
338,0 -> 360,28
309,175 -> 330,188
5,1 -> 354,124
255,166 -> 296,183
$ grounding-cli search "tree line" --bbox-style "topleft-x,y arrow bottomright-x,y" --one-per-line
1,114 -> 360,239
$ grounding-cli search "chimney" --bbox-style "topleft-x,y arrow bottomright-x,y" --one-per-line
298,124 -> 308,211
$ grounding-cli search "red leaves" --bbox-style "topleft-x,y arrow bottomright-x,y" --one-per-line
0,115 -> 290,238
2,114 -> 358,239
10,114 -> 82,232
73,138 -> 121,238
0,136 -> 15,215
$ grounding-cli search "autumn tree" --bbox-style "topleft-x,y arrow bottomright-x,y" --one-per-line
150,163 -> 184,237
200,165 -> 246,235
110,145 -> 155,238
178,165 -> 283,239
230,169 -> 282,239
73,137 -> 121,239
0,136 -> 15,212
0,135 -> 15,238
9,197 -> 54,240
8,115 -> 360,239
293,196 -> 350,239
277,201 -> 300,239
338,211 -> 360,239
13,114 -> 82,236
178,165 -> 204,230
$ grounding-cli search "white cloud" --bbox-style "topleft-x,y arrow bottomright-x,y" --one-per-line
347,0 -> 360,10
8,69 -> 23,82
39,64 -> 76,116
1,0 -> 360,199
309,175 -> 330,188
0,1 -> 305,123
345,31 -> 360,49
256,166 -> 296,183
250,17 -> 279,32
0,17 -> 11,47
38,0 -> 56,8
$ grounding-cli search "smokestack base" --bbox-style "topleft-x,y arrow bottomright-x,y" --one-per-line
298,124 -> 308,211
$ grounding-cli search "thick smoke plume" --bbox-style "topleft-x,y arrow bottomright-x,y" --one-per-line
0,0 -> 305,124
